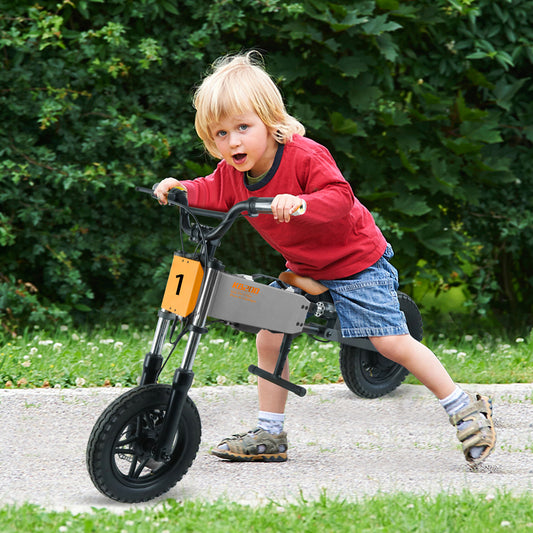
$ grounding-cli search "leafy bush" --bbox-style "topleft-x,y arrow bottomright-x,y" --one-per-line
1,0 -> 531,335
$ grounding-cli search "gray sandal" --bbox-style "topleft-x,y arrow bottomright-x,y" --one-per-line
211,428 -> 288,462
449,393 -> 496,465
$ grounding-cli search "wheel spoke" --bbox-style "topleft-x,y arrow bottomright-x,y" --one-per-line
132,457 -> 150,478
127,455 -> 139,477
114,445 -> 135,456
116,434 -> 137,447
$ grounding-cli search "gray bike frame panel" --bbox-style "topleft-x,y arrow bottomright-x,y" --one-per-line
207,273 -> 309,334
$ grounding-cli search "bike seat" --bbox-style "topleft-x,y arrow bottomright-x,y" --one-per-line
278,271 -> 329,295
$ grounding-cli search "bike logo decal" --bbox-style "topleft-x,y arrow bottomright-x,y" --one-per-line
230,281 -> 260,302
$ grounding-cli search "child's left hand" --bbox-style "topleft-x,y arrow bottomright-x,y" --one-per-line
271,194 -> 304,223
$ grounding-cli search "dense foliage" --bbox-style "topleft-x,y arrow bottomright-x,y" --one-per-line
1,0 -> 532,335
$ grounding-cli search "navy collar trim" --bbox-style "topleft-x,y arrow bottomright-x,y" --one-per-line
244,143 -> 284,191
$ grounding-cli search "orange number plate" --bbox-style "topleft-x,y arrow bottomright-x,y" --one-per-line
161,255 -> 204,316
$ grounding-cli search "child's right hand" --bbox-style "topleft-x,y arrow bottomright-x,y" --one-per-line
153,177 -> 182,205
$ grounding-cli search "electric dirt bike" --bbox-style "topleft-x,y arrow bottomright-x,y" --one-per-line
86,186 -> 423,503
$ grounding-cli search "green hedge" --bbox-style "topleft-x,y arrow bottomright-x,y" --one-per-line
1,0 -> 532,335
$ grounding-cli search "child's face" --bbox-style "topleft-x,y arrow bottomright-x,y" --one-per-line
210,111 -> 278,177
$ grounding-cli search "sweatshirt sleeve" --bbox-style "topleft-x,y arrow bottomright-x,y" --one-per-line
296,145 -> 356,225
180,161 -> 237,211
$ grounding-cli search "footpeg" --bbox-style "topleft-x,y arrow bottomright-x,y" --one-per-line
248,365 -> 307,397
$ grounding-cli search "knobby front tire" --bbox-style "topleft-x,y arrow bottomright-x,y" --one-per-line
86,384 -> 201,503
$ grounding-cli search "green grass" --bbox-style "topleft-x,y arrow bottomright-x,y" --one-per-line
1,323 -> 532,389
1,491 -> 532,532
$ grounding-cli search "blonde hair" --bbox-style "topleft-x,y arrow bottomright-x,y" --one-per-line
193,51 -> 305,158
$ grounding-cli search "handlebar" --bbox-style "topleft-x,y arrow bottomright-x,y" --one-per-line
136,186 -> 275,244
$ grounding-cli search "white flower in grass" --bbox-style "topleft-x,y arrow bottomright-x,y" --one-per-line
515,337 -> 524,343
121,324 -> 129,330
99,338 -> 114,344
53,342 -> 63,351
114,341 -> 124,350
75,377 -> 86,387
248,374 -> 257,384
60,325 -> 69,332
21,360 -> 31,367
216,375 -> 227,385
30,347 -> 38,355
38,340 -> 54,345
71,333 -> 80,341
209,338 -> 225,345
464,335 -> 474,342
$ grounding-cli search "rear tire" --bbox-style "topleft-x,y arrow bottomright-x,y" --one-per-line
339,292 -> 423,398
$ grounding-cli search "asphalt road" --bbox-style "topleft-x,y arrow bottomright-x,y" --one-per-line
1,383 -> 531,512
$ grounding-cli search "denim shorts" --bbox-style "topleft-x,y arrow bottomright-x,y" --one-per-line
319,244 -> 409,338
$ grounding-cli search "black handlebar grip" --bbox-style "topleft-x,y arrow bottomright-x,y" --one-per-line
167,186 -> 188,207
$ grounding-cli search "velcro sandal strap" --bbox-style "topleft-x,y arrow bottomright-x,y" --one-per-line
449,399 -> 488,426
456,418 -> 491,442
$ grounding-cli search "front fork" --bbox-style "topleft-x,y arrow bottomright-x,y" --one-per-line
140,263 -> 221,461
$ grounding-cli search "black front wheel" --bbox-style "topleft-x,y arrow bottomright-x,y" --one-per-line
86,384 -> 201,503
339,292 -> 423,399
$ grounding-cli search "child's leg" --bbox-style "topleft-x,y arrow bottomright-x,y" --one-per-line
210,329 -> 288,462
368,334 -> 455,399
256,329 -> 288,413
369,334 -> 495,464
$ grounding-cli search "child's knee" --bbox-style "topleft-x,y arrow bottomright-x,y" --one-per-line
370,334 -> 415,363
256,330 -> 284,356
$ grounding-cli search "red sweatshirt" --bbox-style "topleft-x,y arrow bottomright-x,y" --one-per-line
182,135 -> 387,280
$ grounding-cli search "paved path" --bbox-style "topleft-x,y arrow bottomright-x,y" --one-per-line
0,383 -> 531,512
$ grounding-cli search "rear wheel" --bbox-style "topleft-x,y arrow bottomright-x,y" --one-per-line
339,292 -> 423,398
86,384 -> 201,503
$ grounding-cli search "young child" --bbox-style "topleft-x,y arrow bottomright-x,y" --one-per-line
154,51 -> 496,466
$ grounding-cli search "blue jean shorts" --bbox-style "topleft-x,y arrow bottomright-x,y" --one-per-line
319,244 -> 409,338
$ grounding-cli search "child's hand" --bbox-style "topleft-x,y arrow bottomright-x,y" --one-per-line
153,178 -> 182,205
271,194 -> 304,223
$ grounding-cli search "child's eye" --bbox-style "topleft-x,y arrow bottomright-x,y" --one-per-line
216,130 -> 227,138
238,124 -> 249,131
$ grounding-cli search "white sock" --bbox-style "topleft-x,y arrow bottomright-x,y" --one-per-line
257,411 -> 285,435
